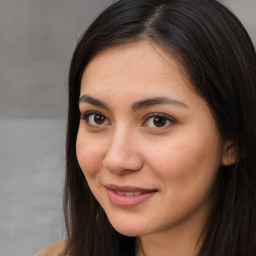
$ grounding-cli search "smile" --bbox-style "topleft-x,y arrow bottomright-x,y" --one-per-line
105,184 -> 157,207
115,191 -> 142,196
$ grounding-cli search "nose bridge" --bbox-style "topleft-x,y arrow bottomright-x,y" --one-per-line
102,124 -> 143,174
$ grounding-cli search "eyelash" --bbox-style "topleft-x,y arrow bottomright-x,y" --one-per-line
80,111 -> 176,129
80,111 -> 110,128
142,113 -> 176,129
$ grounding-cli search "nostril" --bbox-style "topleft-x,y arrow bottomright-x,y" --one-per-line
102,151 -> 143,174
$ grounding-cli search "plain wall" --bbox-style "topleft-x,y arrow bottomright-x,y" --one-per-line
0,1 -> 112,255
0,1 -> 255,256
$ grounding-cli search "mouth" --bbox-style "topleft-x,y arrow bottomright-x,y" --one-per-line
105,184 -> 158,207
115,191 -> 143,196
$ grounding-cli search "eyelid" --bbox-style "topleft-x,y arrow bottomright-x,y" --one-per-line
142,113 -> 176,128
80,110 -> 101,119
80,110 -> 110,127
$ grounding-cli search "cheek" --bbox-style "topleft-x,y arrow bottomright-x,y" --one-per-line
147,131 -> 221,189
147,134 -> 221,222
76,130 -> 104,177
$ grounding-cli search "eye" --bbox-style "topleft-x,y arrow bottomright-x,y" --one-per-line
143,113 -> 175,129
80,111 -> 110,127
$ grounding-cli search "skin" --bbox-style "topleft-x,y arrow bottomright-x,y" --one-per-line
76,41 -> 233,256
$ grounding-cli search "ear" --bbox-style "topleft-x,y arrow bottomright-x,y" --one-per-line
222,141 -> 237,166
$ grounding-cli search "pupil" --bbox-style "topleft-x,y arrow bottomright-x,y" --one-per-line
154,117 -> 166,127
94,114 -> 105,124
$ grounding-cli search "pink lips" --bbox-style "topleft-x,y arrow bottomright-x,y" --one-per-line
105,184 -> 157,207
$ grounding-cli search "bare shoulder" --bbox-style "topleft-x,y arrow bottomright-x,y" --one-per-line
35,240 -> 67,256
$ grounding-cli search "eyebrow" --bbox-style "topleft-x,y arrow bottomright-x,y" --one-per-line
131,97 -> 189,110
79,95 -> 110,111
79,95 -> 188,111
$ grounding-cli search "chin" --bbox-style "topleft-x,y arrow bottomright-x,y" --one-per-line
113,226 -> 147,237
107,215 -> 151,237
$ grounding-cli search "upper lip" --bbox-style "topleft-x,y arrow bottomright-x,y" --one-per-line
105,184 -> 157,193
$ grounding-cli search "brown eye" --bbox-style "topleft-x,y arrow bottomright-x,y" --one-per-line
143,114 -> 175,129
94,114 -> 106,124
153,117 -> 167,127
81,112 -> 110,127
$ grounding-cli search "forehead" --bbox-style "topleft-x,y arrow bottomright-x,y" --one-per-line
81,41 -> 191,93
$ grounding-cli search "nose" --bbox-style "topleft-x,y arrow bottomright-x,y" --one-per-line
102,128 -> 143,175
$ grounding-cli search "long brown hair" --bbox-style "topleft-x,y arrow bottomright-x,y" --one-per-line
64,0 -> 256,255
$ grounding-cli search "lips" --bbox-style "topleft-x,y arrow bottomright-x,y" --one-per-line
105,184 -> 157,207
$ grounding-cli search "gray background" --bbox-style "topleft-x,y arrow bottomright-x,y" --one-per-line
0,1 -> 255,256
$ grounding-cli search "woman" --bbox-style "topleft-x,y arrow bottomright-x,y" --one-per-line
36,0 -> 256,255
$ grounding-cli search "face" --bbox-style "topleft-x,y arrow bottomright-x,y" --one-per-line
76,41 -> 227,239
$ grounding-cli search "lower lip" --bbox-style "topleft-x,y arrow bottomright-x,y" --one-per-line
106,189 -> 156,207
